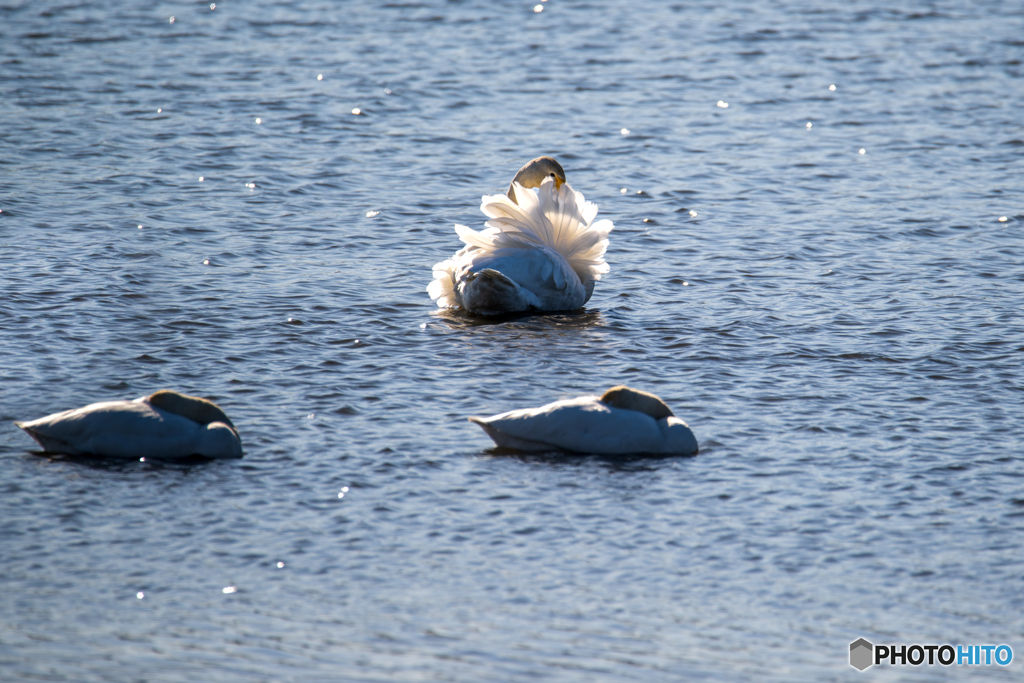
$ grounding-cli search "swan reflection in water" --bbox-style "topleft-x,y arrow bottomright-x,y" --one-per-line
430,306 -> 606,330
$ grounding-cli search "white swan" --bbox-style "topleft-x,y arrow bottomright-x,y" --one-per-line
427,157 -> 613,316
469,386 -> 698,455
15,390 -> 242,459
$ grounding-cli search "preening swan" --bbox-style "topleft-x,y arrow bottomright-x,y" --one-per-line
469,386 -> 698,456
427,156 -> 613,316
15,390 -> 242,459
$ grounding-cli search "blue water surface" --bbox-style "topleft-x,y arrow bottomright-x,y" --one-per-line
1,1 -> 1022,680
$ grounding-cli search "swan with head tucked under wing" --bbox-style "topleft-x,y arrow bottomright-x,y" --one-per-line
14,390 -> 242,460
427,157 -> 614,316
469,386 -> 698,456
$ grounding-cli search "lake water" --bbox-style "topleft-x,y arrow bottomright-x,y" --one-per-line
1,1 -> 1022,680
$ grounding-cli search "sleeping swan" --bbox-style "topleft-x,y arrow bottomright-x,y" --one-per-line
427,156 -> 613,316
469,386 -> 698,455
15,390 -> 242,459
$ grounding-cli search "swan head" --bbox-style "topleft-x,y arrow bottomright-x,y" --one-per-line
146,390 -> 240,441
507,156 -> 566,203
599,386 -> 675,420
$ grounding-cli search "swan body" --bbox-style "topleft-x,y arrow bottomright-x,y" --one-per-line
469,386 -> 698,456
428,157 -> 613,316
15,390 -> 242,459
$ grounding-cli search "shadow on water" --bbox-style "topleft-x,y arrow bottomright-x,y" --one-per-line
25,450 -> 220,472
482,446 -> 697,471
431,307 -> 606,330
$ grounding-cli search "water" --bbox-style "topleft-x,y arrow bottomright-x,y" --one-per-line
1,1 -> 1022,680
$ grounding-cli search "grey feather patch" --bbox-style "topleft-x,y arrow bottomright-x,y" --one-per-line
599,386 -> 674,419
147,390 -> 238,438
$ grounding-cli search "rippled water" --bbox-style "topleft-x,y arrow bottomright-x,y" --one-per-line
2,1 -> 1023,680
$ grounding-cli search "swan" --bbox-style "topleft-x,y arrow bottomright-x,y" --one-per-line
14,390 -> 242,459
469,386 -> 698,456
427,156 -> 614,316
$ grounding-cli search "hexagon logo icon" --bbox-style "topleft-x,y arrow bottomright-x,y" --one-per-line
850,638 -> 873,671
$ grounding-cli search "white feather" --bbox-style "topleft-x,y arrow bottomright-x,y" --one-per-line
428,177 -> 613,315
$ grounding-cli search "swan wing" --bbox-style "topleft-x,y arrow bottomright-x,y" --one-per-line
17,400 -> 156,455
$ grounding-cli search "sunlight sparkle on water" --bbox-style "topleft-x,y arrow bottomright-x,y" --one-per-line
277,562 -> 285,568
222,586 -> 236,594
317,74 -> 323,81
203,259 -> 210,265
717,100 -> 729,108
620,188 -> 628,194
806,122 -> 812,129
137,225 -> 143,230
157,108 -> 162,113
366,210 -> 380,218
999,216 -> 1008,222
829,84 -> 837,91
352,108 -> 362,115
620,128 -> 630,135
339,486 -> 350,499
137,592 -> 144,599
255,117 -> 261,124
859,148 -> 866,155
689,210 -> 698,217
534,5 -> 544,12
199,176 -> 204,182
169,16 -> 174,24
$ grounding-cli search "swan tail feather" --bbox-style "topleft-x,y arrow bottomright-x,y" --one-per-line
479,179 -> 612,285
427,256 -> 460,308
